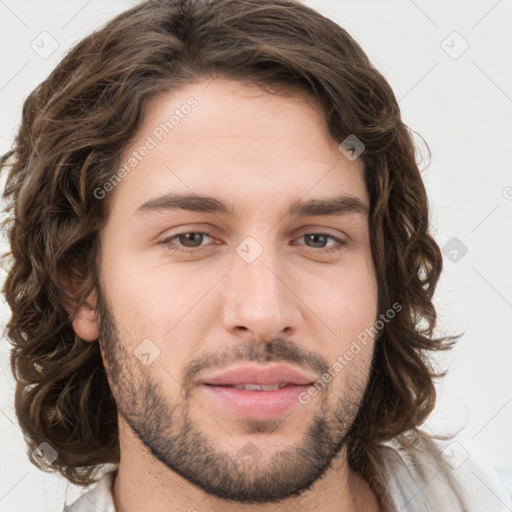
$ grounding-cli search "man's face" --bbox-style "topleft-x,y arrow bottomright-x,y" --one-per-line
90,78 -> 379,502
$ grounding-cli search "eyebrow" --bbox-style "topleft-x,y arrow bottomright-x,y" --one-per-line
134,192 -> 369,218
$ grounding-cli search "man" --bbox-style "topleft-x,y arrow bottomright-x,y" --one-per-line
0,0 -> 510,511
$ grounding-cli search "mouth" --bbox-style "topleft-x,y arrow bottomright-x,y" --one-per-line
198,363 -> 317,420
207,383 -> 295,391
199,363 -> 317,387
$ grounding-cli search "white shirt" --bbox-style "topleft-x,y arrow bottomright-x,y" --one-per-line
62,436 -> 512,511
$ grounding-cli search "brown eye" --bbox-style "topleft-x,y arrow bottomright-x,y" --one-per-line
295,233 -> 347,253
159,231 -> 214,252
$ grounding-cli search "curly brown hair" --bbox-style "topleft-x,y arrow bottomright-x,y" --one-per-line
1,0 -> 464,506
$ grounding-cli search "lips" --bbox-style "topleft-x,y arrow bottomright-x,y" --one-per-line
198,363 -> 317,388
198,363 -> 318,420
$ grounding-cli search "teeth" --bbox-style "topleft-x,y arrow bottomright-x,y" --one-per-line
232,383 -> 289,391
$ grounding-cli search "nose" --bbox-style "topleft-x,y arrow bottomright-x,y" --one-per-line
221,237 -> 303,343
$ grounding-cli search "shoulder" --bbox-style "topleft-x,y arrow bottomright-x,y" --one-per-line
380,431 -> 512,512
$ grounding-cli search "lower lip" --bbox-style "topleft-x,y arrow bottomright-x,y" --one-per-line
201,384 -> 311,421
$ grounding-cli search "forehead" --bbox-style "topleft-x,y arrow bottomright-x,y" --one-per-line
108,78 -> 368,216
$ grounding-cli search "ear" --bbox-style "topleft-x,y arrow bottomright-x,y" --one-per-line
61,273 -> 99,342
72,290 -> 99,342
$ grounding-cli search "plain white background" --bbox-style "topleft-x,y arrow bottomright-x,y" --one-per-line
0,1 -> 511,510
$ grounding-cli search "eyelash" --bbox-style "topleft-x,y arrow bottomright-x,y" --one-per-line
158,230 -> 347,254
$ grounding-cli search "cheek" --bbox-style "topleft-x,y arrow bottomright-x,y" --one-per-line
312,261 -> 378,344
330,261 -> 378,390
313,269 -> 377,395
100,253 -> 215,362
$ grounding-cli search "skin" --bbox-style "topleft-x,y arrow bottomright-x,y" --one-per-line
72,77 -> 381,512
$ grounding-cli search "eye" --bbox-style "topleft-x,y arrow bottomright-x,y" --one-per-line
294,233 -> 347,253
158,230 -> 347,254
159,231 -> 214,253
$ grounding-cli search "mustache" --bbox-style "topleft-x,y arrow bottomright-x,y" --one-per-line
181,337 -> 330,389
